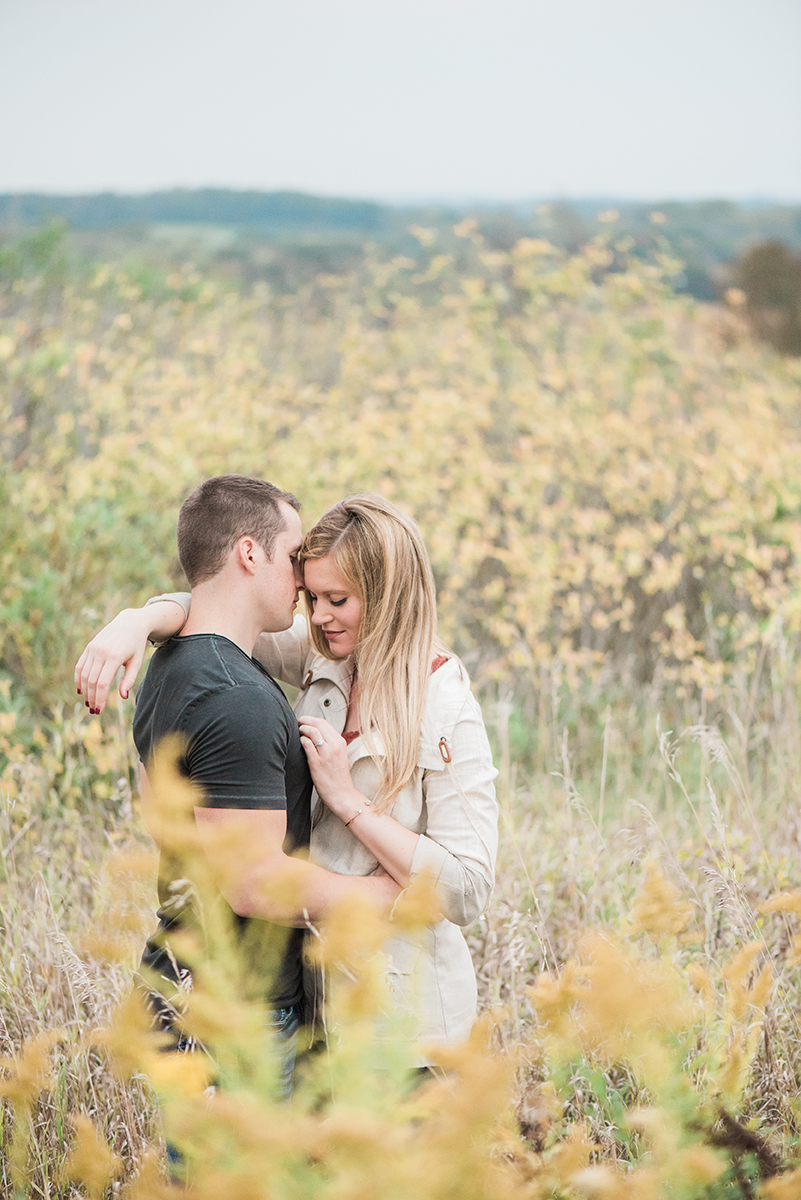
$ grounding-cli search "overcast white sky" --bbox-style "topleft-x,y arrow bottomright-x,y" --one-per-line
1,0 -> 799,202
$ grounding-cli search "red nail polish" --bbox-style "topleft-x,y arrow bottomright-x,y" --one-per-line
85,701 -> 89,708
77,688 -> 82,695
122,690 -> 129,700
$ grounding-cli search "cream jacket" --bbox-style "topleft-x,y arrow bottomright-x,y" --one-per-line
148,601 -> 499,1051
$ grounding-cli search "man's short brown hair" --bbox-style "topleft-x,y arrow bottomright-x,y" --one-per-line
177,475 -> 300,586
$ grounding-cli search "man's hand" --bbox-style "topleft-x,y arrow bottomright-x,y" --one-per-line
74,600 -> 185,713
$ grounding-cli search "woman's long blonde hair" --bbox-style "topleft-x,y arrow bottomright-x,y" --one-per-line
300,494 -> 440,811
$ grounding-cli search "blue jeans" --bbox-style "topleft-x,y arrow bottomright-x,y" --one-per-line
266,1003 -> 302,1101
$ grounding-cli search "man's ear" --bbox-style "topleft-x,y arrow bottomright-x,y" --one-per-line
235,536 -> 259,574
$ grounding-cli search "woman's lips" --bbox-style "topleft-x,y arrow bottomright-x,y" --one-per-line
324,630 -> 343,639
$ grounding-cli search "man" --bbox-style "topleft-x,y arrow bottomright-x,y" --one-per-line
125,475 -> 398,1086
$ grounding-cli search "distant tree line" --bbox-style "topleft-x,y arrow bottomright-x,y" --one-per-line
1,189 -> 800,352
0,188 -> 385,232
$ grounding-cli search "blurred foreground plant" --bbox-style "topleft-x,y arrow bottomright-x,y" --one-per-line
4,741 -> 801,1198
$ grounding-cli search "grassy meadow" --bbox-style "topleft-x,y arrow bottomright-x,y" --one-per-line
3,221 -> 801,1196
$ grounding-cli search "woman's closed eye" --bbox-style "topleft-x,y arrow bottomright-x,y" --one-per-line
306,592 -> 348,607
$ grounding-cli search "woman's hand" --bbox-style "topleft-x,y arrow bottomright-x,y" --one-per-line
297,715 -> 362,821
298,714 -> 420,888
74,600 -> 185,714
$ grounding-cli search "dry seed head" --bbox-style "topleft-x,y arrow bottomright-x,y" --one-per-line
245,850 -> 323,920
528,961 -> 584,1041
760,890 -> 801,917
309,1110 -> 397,1167
722,942 -> 772,1021
124,1149 -> 180,1199
179,988 -> 263,1048
423,1016 -> 513,1133
579,934 -> 691,1050
570,1164 -> 629,1199
760,1167 -> 801,1199
543,1122 -> 597,1184
147,734 -> 203,851
198,1088 -> 304,1160
675,1145 -> 726,1187
626,1111 -> 723,1189
107,849 -> 159,881
686,962 -> 716,1005
788,933 -> 801,968
0,1029 -> 61,1108
190,1164 -> 269,1200
715,1030 -> 749,1102
760,896 -> 801,963
79,931 -> 134,964
630,860 -> 692,938
148,1049 -> 213,1098
723,941 -> 761,988
749,964 -> 773,1010
62,1114 -> 121,1197
390,868 -> 443,931
88,991 -> 165,1080
335,959 -> 388,1020
309,891 -> 391,968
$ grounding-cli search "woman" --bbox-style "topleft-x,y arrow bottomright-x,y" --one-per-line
75,494 -> 498,1057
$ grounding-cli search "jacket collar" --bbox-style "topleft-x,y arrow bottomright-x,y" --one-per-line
302,649 -> 355,696
305,653 -> 469,773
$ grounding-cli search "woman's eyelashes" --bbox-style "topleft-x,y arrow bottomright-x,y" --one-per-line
306,592 -> 348,607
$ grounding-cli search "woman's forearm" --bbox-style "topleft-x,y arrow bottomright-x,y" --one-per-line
336,792 -> 420,888
140,598 -> 188,641
297,716 -> 420,888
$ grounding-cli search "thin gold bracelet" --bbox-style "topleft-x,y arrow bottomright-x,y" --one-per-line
344,808 -> 362,827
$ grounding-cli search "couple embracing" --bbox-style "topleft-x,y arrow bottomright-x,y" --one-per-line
76,475 -> 499,1091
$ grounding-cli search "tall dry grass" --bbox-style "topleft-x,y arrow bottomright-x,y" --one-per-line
3,647 -> 801,1194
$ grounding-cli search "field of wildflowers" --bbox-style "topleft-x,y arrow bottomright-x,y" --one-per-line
3,221 -> 801,1195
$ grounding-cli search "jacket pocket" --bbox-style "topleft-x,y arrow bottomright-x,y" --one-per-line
384,931 -> 425,978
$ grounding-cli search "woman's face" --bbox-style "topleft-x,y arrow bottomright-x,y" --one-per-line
303,554 -> 363,658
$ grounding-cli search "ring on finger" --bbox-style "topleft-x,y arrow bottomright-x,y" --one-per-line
314,738 -> 324,748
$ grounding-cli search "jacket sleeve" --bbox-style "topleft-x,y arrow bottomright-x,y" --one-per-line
252,616 -> 311,688
409,691 -> 499,927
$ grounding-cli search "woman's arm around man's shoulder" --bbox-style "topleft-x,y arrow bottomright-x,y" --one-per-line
252,614 -> 311,689
74,595 -> 188,713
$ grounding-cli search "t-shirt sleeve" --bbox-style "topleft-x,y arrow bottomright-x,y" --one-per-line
183,685 -> 289,810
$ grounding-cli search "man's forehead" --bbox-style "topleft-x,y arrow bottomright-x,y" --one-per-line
278,503 -> 303,545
